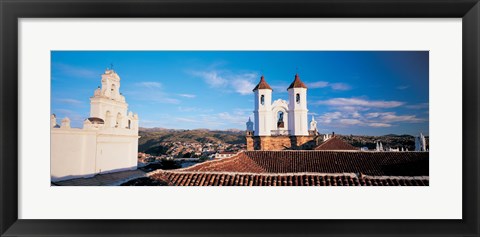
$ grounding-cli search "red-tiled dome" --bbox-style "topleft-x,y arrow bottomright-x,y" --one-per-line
253,75 -> 273,91
287,74 -> 307,89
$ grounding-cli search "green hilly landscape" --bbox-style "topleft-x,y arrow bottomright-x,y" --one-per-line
138,127 -> 427,154
138,128 -> 246,154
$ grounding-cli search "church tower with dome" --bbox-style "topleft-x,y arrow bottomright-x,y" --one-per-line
246,73 -> 318,150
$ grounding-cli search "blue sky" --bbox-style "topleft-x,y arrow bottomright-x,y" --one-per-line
51,51 -> 429,136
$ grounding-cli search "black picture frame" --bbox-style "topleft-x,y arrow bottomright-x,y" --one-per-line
1,0 -> 479,236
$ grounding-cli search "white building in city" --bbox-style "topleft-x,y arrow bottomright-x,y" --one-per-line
51,69 -> 139,182
246,117 -> 254,132
252,74 -> 309,137
415,132 -> 427,151
309,115 -> 318,135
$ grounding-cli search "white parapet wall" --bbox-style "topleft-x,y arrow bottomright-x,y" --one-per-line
51,129 -> 98,181
51,127 -> 139,182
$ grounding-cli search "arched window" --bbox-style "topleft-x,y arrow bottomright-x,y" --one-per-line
260,95 -> 265,105
128,120 -> 131,129
116,113 -> 122,128
277,111 -> 285,128
296,93 -> 300,104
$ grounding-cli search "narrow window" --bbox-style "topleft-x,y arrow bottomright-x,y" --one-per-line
296,93 -> 300,104
261,95 -> 265,105
277,111 -> 284,128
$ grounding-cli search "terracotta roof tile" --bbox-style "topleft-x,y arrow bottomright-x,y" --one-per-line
287,74 -> 307,89
138,150 -> 429,186
253,75 -> 272,91
149,171 -> 428,186
183,150 -> 429,176
315,137 -> 358,151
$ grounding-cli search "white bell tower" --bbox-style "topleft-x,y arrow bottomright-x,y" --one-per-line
253,75 -> 273,136
287,74 -> 309,136
90,69 -> 129,128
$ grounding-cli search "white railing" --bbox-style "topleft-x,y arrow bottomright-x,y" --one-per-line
271,130 -> 290,136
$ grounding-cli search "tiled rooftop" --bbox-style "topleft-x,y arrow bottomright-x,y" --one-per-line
253,75 -> 273,91
315,137 -> 358,151
183,151 -> 429,176
287,74 -> 308,89
149,171 -> 429,186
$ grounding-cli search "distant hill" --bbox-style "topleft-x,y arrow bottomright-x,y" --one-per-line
138,128 -> 428,154
339,134 -> 428,151
138,128 -> 246,154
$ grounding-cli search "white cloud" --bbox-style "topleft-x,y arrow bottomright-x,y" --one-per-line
319,112 -> 343,123
178,94 -> 196,98
190,69 -> 258,95
230,78 -> 256,95
368,122 -> 392,127
317,110 -> 424,129
190,71 -> 228,87
339,119 -> 363,125
308,81 -> 329,88
123,83 -> 180,105
53,63 -> 99,79
160,98 -> 181,104
351,111 -> 361,118
56,98 -> 83,105
175,117 -> 198,123
396,85 -> 410,90
365,112 -> 381,118
330,83 -> 351,91
379,112 -> 425,123
136,82 -> 162,88
405,103 -> 429,109
307,81 -> 351,91
177,107 -> 213,113
316,98 -> 404,108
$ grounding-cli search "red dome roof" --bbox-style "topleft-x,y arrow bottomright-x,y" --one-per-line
287,74 -> 307,89
253,75 -> 273,91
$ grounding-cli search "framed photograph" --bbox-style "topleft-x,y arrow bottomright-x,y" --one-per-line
1,0 -> 479,236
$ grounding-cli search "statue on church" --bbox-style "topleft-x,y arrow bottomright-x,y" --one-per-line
277,111 -> 285,128
309,115 -> 318,135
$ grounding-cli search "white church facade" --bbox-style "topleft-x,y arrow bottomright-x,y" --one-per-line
246,74 -> 319,150
51,69 -> 140,182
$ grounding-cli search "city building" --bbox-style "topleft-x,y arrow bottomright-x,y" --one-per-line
51,69 -> 140,182
246,74 -> 318,150
415,133 -> 428,151
215,151 -> 238,159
